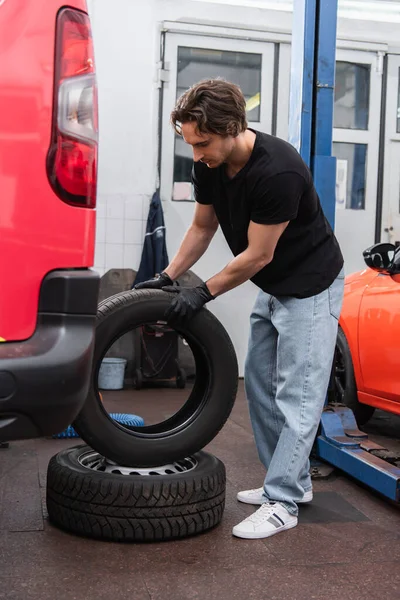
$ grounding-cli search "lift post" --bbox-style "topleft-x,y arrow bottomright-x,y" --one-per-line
288,0 -> 400,502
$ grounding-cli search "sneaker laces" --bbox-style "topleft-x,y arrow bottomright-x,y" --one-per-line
244,502 -> 276,525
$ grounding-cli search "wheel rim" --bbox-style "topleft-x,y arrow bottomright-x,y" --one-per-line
78,448 -> 198,475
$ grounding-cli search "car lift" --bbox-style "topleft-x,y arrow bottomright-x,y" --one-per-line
290,0 -> 400,503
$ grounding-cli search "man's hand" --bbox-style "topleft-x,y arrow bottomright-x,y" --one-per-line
134,271 -> 173,290
162,282 -> 214,324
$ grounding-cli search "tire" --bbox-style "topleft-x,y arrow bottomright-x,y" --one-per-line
46,445 -> 226,542
335,327 -> 375,426
73,289 -> 238,467
133,368 -> 143,390
176,365 -> 186,389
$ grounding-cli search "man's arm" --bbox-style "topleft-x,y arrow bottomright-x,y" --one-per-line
206,220 -> 289,297
164,203 -> 219,280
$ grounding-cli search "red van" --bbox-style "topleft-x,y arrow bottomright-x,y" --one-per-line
0,1 -> 99,440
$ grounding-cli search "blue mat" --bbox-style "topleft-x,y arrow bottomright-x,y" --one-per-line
53,413 -> 145,439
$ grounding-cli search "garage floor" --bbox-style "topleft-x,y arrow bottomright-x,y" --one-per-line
1,381 -> 400,600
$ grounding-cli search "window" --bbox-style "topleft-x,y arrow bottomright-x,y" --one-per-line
334,62 -> 370,130
172,47 -> 262,201
333,142 -> 367,210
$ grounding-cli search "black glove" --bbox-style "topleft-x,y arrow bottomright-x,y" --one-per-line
134,271 -> 173,290
162,282 -> 215,325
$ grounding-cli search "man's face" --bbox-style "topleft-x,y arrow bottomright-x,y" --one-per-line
181,121 -> 235,168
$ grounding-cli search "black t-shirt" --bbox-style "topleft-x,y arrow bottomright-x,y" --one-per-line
192,130 -> 344,298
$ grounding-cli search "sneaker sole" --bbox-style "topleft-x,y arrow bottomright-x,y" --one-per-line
232,518 -> 298,540
236,495 -> 265,505
298,494 -> 313,504
237,495 -> 313,505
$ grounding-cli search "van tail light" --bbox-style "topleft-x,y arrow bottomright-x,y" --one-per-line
47,8 -> 98,208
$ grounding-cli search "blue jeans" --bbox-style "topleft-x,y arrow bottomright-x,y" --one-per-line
244,268 -> 345,516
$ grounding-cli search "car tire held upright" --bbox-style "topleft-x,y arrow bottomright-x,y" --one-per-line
73,289 -> 238,467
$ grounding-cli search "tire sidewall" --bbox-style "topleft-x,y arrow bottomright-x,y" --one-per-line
336,327 -> 358,409
50,444 -> 224,486
74,290 -> 238,466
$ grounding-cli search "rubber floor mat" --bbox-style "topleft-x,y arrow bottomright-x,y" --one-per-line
298,492 -> 370,524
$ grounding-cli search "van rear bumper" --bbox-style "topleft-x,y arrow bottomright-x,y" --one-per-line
0,270 -> 100,440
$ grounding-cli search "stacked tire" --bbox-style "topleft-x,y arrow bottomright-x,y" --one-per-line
46,289 -> 238,542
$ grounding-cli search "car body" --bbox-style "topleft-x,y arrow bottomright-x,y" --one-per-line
0,0 -> 100,441
337,243 -> 400,424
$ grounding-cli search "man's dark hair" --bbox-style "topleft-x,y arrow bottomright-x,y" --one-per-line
171,78 -> 247,137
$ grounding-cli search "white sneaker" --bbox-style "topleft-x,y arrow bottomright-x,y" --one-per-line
232,502 -> 298,539
237,487 -> 313,505
299,490 -> 313,504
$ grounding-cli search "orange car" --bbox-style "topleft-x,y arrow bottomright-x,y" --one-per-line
335,242 -> 400,425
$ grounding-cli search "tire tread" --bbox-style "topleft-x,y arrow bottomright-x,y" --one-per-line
46,448 -> 226,542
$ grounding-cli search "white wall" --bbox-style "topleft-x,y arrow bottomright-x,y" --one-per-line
88,0 -> 160,274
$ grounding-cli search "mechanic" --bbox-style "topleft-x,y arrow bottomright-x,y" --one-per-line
136,78 -> 344,540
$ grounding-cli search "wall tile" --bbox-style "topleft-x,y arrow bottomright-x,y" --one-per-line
106,195 -> 124,219
96,203 -> 106,218
123,244 -> 143,270
125,196 -> 143,220
124,219 -> 143,245
142,195 -> 151,220
96,217 -> 106,244
106,218 -> 124,244
105,243 -> 124,270
94,242 -> 105,268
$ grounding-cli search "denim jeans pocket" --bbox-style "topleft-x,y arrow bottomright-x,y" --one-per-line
328,267 -> 345,320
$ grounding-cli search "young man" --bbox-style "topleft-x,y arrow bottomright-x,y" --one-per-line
136,79 -> 344,539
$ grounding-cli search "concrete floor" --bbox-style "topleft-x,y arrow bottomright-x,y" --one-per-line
1,381 -> 399,600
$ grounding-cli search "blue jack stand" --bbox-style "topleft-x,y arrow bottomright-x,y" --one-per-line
290,0 -> 400,503
317,407 -> 400,501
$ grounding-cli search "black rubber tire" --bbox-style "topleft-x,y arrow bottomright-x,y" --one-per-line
46,445 -> 226,542
176,365 -> 187,389
73,289 -> 238,467
133,368 -> 143,390
335,327 -> 375,426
